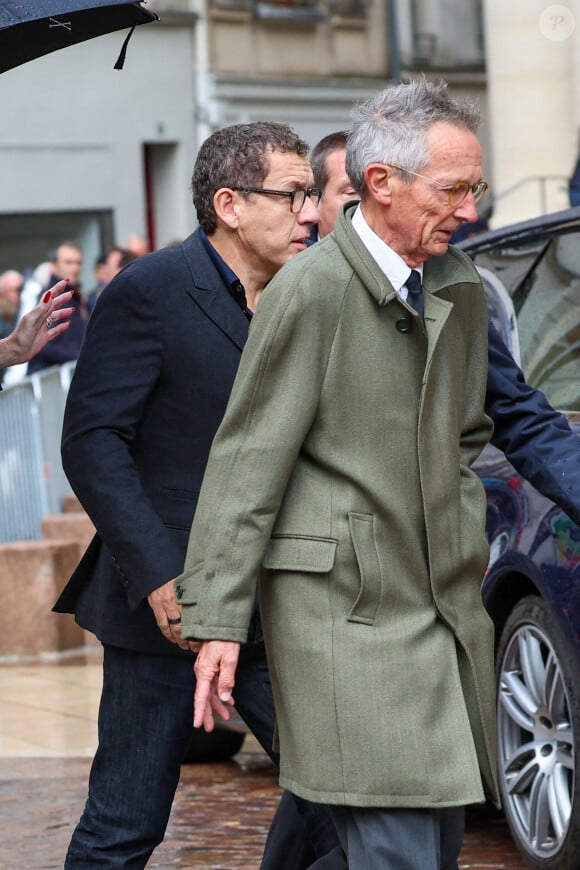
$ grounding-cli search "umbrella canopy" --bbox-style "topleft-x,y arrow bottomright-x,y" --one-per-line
0,0 -> 158,74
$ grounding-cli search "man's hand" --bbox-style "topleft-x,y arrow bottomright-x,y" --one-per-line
193,641 -> 240,731
147,579 -> 198,651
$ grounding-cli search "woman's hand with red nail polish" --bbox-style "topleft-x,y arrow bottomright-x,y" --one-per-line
0,279 -> 75,368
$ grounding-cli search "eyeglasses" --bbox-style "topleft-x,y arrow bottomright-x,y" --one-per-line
388,165 -> 488,208
231,186 -> 322,214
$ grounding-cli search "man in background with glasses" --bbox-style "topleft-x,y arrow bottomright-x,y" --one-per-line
177,78 -> 499,868
54,121 -> 320,868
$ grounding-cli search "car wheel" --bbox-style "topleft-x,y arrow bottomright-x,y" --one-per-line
495,595 -> 580,869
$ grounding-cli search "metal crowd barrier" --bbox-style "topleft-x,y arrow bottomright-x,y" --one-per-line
0,362 -> 75,543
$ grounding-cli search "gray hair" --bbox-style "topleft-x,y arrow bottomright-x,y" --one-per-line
346,77 -> 480,195
192,122 -> 310,234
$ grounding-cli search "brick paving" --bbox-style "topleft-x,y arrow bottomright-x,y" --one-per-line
0,750 -> 528,869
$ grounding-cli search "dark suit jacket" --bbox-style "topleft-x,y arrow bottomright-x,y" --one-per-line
54,231 -> 249,655
486,322 -> 580,525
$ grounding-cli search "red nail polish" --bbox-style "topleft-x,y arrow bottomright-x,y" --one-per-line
43,291 -> 51,303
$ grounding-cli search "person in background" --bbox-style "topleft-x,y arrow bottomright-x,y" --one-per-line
87,247 -> 137,313
125,232 -> 150,258
309,131 -> 357,241
86,254 -> 108,313
0,269 -> 24,381
27,241 -> 89,375
54,121 -> 320,868
30,258 -> 54,293
102,246 -> 137,284
0,270 -> 23,335
0,268 -> 24,304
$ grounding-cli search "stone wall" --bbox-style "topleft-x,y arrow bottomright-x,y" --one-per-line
0,502 -> 96,658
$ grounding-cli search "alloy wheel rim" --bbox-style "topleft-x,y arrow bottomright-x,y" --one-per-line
497,623 -> 574,858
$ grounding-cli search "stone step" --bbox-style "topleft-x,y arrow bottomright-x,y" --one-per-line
62,492 -> 83,513
41,512 -> 96,553
40,512 -> 97,650
0,540 -> 87,657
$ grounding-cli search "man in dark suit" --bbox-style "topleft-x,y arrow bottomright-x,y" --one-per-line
55,121 -> 320,868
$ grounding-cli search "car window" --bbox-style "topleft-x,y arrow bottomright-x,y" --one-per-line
471,231 -> 580,411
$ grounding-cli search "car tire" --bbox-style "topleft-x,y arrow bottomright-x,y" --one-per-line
495,595 -> 580,869
181,725 -> 245,764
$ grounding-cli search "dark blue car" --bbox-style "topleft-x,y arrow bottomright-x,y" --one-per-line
461,208 -> 580,869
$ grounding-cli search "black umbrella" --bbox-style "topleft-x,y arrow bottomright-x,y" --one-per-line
0,0 -> 159,74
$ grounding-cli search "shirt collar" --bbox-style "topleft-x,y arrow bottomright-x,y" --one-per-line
351,205 -> 423,300
199,227 -> 252,319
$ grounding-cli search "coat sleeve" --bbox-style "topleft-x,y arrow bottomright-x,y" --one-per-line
61,266 -> 183,609
486,321 -> 580,524
176,267 -> 338,643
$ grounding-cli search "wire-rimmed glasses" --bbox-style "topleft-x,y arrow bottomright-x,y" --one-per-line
388,165 -> 488,208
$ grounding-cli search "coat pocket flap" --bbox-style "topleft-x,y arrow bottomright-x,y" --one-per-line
262,536 -> 337,573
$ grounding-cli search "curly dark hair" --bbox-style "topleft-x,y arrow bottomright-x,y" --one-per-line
192,122 -> 310,233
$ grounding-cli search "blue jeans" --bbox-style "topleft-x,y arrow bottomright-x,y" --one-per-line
65,640 -> 279,868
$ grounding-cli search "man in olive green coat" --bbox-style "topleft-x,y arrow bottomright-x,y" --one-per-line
176,79 -> 499,868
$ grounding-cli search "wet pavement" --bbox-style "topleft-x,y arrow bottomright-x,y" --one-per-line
0,651 -> 529,868
1,753 -> 529,869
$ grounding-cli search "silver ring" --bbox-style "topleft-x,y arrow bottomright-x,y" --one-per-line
46,316 -> 54,329
167,617 -> 181,625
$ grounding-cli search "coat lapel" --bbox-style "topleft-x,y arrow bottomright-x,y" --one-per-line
180,231 -> 248,352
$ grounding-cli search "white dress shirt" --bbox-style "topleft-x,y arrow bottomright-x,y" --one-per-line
351,205 -> 423,301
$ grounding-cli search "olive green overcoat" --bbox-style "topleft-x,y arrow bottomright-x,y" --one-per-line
177,204 -> 499,809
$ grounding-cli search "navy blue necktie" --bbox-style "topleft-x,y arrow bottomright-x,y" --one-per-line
405,270 -> 424,323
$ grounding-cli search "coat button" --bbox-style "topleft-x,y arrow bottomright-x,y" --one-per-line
175,585 -> 183,600
396,317 -> 412,333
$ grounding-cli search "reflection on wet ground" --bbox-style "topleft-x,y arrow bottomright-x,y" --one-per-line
0,651 -> 527,868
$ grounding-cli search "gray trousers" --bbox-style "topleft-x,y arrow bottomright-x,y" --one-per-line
324,805 -> 465,870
